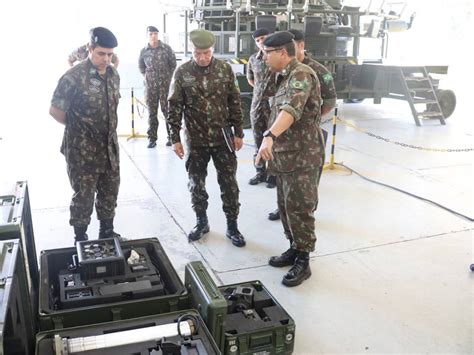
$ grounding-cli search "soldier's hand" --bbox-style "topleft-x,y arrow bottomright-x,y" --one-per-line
234,137 -> 243,151
256,137 -> 274,164
173,142 -> 184,159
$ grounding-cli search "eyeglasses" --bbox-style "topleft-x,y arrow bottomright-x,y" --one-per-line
263,47 -> 283,55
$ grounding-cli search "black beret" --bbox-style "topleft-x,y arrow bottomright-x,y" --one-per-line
263,31 -> 295,48
90,27 -> 118,48
288,29 -> 304,41
147,26 -> 159,33
252,28 -> 270,39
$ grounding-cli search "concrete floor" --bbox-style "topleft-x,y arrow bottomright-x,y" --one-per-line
1,70 -> 473,354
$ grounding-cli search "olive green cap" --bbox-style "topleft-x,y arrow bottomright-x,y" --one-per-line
190,29 -> 215,49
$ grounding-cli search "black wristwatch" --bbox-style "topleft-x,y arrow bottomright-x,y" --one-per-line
263,129 -> 277,140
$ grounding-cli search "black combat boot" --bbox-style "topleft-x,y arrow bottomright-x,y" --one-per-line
268,248 -> 297,267
188,214 -> 210,242
266,175 -> 276,189
226,219 -> 246,247
147,139 -> 157,148
248,172 -> 266,185
268,208 -> 280,221
98,219 -> 121,239
282,251 -> 311,287
73,225 -> 88,244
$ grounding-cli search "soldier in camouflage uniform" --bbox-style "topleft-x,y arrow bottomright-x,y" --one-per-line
247,28 -> 277,188
50,27 -> 121,244
167,29 -> 246,248
139,26 -> 177,148
256,32 -> 325,287
68,43 -> 119,68
268,29 -> 336,221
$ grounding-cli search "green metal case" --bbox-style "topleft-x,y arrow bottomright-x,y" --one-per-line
185,261 -> 296,355
0,240 -> 36,355
39,238 -> 189,331
36,310 -> 221,354
0,181 -> 39,320
185,261 -> 228,349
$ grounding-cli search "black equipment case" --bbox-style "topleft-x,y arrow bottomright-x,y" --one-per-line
39,238 -> 188,331
36,310 -> 221,354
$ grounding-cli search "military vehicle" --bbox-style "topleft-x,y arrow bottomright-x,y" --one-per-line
180,0 -> 456,127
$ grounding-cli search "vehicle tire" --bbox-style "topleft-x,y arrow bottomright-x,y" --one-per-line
431,89 -> 456,119
241,96 -> 252,129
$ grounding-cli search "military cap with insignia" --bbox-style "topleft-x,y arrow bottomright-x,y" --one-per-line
288,29 -> 304,41
252,28 -> 270,39
147,26 -> 159,33
189,29 -> 215,49
90,27 -> 118,48
262,31 -> 295,48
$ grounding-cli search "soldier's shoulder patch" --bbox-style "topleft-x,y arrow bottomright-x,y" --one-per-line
322,72 -> 333,84
289,79 -> 306,90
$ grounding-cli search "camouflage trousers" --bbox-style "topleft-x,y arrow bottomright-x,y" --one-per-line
146,85 -> 171,141
276,167 -> 322,253
250,100 -> 271,173
185,145 -> 240,220
67,165 -> 120,227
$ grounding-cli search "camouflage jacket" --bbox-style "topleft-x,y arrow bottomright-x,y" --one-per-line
68,44 -> 118,65
138,42 -> 177,88
302,54 -> 337,107
270,59 -> 324,172
51,59 -> 121,172
168,57 -> 243,148
247,50 -> 276,110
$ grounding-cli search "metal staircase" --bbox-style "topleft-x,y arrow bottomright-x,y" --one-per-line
396,66 -> 446,126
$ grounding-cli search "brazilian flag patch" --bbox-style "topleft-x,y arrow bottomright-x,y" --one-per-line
322,72 -> 333,85
289,80 -> 306,90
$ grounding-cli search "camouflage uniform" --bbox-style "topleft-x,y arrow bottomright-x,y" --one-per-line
302,53 -> 337,112
270,59 -> 324,253
68,44 -> 118,66
51,59 -> 121,227
247,50 -> 276,173
168,58 -> 243,219
139,42 -> 177,141
303,54 -> 336,189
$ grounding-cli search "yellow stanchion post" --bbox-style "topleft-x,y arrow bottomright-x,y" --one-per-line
323,108 -> 351,174
118,87 -> 147,140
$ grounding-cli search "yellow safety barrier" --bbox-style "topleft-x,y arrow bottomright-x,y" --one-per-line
118,88 -> 147,141
323,108 -> 351,174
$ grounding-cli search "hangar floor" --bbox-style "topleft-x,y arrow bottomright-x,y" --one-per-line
1,78 -> 473,353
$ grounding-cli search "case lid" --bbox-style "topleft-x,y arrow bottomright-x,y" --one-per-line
0,181 -> 39,297
184,261 -> 228,350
